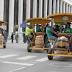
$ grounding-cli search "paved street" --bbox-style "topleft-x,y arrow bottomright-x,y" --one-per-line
0,40 -> 72,72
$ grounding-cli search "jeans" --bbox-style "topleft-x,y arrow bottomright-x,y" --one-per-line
26,35 -> 33,44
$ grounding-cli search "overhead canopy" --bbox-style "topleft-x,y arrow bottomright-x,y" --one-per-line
47,13 -> 72,24
26,18 -> 50,25
0,21 -> 7,25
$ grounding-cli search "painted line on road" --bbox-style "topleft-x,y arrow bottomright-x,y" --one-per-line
0,54 -> 17,58
9,67 -> 25,72
17,55 -> 36,60
35,57 -> 48,62
2,61 -> 34,66
63,64 -> 72,67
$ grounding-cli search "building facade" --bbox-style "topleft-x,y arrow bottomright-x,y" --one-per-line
0,0 -> 72,37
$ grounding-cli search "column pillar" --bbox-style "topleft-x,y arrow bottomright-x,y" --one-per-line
18,0 -> 23,42
49,0 -> 52,15
39,0 -> 43,17
71,6 -> 72,13
63,2 -> 65,13
49,0 -> 52,26
69,5 -> 70,13
57,0 -> 59,13
33,0 -> 37,17
70,6 -> 71,13
67,5 -> 69,13
26,0 -> 30,19
67,4 -> 69,13
9,0 -> 14,37
53,0 -> 56,14
66,4 -> 68,13
60,0 -> 62,13
0,0 -> 4,19
44,0 -> 47,17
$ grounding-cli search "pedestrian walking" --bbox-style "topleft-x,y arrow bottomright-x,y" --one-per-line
11,32 -> 14,43
15,31 -> 19,43
22,28 -> 26,43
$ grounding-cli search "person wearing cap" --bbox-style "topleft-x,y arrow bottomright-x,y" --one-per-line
46,24 -> 57,48
35,24 -> 42,32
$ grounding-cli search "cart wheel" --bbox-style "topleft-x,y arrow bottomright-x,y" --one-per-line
48,49 -> 53,60
48,55 -> 53,60
3,45 -> 6,48
27,44 -> 32,52
27,47 -> 32,52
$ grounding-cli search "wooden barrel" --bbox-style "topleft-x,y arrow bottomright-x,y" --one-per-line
56,41 -> 69,47
35,35 -> 44,48
35,45 -> 44,48
0,34 -> 3,48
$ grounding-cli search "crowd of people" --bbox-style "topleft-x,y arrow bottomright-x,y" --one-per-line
10,22 -> 72,50
0,19 -> 71,51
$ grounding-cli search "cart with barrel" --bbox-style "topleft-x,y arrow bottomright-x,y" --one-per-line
26,18 -> 51,52
47,13 -> 72,60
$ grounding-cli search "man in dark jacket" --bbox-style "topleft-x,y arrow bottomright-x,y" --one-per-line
11,32 -> 14,43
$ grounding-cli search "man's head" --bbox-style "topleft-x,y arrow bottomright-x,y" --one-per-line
27,23 -> 30,26
46,24 -> 49,27
65,22 -> 71,28
27,23 -> 32,29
